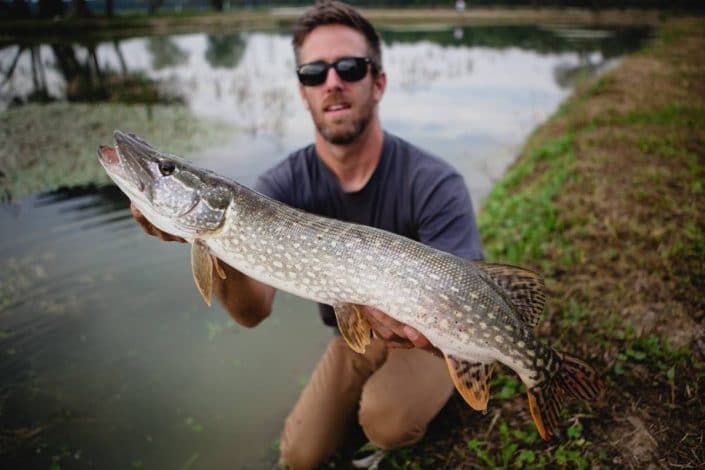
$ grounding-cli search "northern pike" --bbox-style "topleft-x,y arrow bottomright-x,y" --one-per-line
97,130 -> 602,440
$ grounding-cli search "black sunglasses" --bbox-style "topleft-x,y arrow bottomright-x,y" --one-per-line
296,57 -> 374,87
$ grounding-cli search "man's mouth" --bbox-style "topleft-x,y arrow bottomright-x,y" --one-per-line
324,103 -> 351,114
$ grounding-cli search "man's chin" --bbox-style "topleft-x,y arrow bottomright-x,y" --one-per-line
324,132 -> 359,146
319,121 -> 368,146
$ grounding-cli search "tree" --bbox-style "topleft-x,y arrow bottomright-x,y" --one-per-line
148,0 -> 165,15
71,0 -> 91,17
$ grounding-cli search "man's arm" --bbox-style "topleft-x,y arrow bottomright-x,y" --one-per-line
130,204 -> 275,327
211,262 -> 275,328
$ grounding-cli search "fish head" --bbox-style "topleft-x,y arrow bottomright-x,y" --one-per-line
98,130 -> 231,239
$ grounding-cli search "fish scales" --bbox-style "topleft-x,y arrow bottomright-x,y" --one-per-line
216,184 -> 524,360
98,130 -> 603,440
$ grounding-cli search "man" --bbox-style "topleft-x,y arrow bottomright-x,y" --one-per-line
133,2 -> 483,468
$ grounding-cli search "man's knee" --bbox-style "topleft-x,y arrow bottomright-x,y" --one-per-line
279,433 -> 329,470
358,402 -> 426,450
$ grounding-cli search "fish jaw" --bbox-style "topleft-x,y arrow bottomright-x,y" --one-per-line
97,131 -> 232,240
97,142 -> 154,213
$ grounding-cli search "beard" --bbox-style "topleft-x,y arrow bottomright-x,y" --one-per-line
317,113 -> 371,145
311,91 -> 375,145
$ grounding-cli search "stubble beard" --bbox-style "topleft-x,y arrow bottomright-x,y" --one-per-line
318,113 -> 371,145
313,93 -> 375,146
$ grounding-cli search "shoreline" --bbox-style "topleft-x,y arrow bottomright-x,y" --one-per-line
1,7 -> 665,43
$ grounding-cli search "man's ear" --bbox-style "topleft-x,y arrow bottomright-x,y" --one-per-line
298,83 -> 310,110
373,70 -> 387,102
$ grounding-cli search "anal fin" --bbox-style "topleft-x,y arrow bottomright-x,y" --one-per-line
333,303 -> 372,354
444,355 -> 494,411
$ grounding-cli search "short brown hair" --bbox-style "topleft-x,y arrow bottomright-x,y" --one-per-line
292,1 -> 382,74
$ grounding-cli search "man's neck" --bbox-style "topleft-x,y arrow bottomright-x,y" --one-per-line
315,121 -> 384,193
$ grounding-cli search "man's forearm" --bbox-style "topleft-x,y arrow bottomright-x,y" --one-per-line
212,261 -> 275,328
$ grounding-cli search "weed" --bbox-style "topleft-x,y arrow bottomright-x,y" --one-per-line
587,75 -> 615,97
0,103 -> 234,201
491,373 -> 522,400
466,420 -> 597,469
479,134 -> 576,265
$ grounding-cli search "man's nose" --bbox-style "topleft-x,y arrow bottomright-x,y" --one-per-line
323,66 -> 344,90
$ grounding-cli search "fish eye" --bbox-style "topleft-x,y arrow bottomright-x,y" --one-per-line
158,160 -> 176,176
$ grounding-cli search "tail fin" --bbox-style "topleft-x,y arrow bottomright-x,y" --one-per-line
526,351 -> 602,440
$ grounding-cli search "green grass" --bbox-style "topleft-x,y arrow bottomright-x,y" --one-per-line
466,420 -> 601,469
478,134 -> 578,267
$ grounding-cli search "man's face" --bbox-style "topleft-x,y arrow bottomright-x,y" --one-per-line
297,24 -> 386,145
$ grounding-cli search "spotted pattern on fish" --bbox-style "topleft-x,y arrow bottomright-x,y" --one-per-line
98,130 -> 604,441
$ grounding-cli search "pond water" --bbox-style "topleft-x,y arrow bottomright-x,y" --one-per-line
0,24 -> 650,468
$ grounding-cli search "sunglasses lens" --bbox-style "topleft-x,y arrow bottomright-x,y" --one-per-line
335,58 -> 367,82
297,62 -> 328,86
297,58 -> 371,86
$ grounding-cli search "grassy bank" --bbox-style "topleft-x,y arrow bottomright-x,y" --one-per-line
0,103 -> 234,201
362,16 -> 704,470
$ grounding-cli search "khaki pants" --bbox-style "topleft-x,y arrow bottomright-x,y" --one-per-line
280,336 -> 454,469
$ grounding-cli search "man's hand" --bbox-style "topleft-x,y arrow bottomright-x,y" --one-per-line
362,307 -> 441,356
130,203 -> 186,242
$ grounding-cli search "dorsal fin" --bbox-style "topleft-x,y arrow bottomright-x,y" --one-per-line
474,262 -> 546,327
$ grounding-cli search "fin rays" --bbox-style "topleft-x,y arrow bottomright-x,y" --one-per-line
527,352 -> 603,440
474,262 -> 546,327
445,355 -> 494,411
334,303 -> 372,354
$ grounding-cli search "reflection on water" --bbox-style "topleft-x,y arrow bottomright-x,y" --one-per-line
0,24 -> 651,468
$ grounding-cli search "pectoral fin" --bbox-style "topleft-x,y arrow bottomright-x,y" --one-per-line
191,240 -> 213,306
212,255 -> 227,280
444,355 -> 494,411
333,303 -> 372,354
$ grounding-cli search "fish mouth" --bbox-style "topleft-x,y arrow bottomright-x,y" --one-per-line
97,144 -> 119,165
113,130 -> 154,155
96,130 -> 143,165
97,130 -> 155,197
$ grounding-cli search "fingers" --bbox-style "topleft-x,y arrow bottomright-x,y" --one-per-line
365,307 -> 405,340
402,325 -> 430,349
363,307 -> 433,351
130,203 -> 186,242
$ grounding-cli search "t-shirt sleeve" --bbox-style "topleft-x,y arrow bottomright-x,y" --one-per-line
415,172 -> 484,261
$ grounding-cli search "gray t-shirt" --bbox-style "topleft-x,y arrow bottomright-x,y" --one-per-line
255,132 -> 483,327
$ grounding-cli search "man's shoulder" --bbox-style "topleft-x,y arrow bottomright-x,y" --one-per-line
255,144 -> 318,202
261,143 -> 317,179
384,132 -> 459,179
